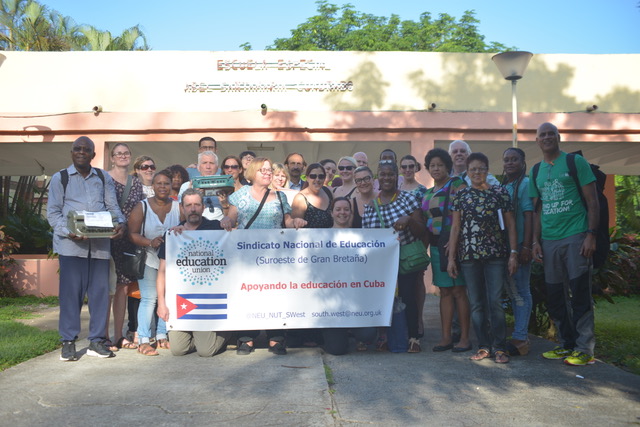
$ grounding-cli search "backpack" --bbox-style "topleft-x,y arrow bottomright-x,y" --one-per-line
531,152 -> 610,268
59,167 -> 105,196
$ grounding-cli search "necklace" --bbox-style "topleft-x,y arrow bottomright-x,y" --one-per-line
377,191 -> 398,205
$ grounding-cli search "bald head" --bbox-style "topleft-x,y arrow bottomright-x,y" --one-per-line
536,122 -> 561,158
71,136 -> 96,173
72,136 -> 95,150
537,122 -> 559,137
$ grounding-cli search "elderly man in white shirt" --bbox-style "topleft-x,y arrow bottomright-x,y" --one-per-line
179,151 -> 225,220
448,140 -> 500,186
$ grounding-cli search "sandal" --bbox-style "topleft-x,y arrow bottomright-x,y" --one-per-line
494,350 -> 510,364
376,335 -> 388,352
408,338 -> 421,353
470,348 -> 490,361
104,339 -> 119,352
116,337 -> 138,350
137,343 -> 159,356
157,338 -> 170,350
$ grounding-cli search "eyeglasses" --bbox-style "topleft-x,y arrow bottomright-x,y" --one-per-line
258,168 -> 273,175
223,164 -> 240,170
354,176 -> 372,185
308,174 -> 326,181
468,167 -> 488,174
379,159 -> 394,165
400,164 -> 415,170
338,165 -> 355,171
72,146 -> 93,153
138,164 -> 156,171
113,151 -> 130,158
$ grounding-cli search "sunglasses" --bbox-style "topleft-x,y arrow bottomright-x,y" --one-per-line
400,164 -> 416,170
338,165 -> 355,171
308,174 -> 326,181
223,164 -> 240,170
138,164 -> 156,171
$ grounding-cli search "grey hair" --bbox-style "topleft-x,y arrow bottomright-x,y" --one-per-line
198,150 -> 218,165
448,140 -> 472,155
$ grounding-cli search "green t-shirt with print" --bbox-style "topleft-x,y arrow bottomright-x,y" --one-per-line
529,152 -> 595,241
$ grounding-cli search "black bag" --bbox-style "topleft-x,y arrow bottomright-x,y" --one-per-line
531,152 -> 610,268
122,201 -> 147,279
122,246 -> 146,280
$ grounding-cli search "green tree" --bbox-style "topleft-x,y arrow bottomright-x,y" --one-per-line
615,175 -> 640,233
0,0 -> 148,51
268,1 -> 512,52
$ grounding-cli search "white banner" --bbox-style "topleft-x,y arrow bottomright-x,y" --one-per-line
165,228 -> 399,331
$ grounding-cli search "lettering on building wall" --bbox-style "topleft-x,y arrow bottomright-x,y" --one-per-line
185,81 -> 354,93
184,58 -> 352,93
217,59 -> 331,71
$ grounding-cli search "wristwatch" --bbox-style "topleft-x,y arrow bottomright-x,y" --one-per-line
586,229 -> 597,235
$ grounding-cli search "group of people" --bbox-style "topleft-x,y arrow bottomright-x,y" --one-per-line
48,122 -> 598,367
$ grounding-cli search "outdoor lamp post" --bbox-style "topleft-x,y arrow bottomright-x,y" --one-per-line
492,51 -> 533,148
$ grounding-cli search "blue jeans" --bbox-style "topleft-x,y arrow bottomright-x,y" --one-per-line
461,258 -> 507,353
505,262 -> 532,341
137,266 -> 166,343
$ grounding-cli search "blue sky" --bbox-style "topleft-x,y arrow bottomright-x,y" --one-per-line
43,0 -> 640,53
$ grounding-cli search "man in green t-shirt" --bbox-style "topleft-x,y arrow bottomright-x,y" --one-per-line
529,122 -> 599,367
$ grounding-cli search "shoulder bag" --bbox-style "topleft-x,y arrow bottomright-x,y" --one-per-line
122,200 -> 147,279
373,199 -> 430,275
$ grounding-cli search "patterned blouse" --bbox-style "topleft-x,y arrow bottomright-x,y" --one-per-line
362,191 -> 421,246
229,185 -> 292,229
422,177 -> 465,236
451,185 -> 513,261
301,188 -> 334,229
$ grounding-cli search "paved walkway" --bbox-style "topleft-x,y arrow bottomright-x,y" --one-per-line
2,296 -> 639,426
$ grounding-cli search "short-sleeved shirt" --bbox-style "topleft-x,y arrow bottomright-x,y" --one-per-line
528,152 -> 595,241
451,185 -> 513,261
229,185 -> 291,229
158,217 -> 221,260
422,177 -> 465,236
503,177 -> 533,246
362,191 -> 421,246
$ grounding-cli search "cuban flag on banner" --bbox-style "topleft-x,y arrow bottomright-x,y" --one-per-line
176,293 -> 228,320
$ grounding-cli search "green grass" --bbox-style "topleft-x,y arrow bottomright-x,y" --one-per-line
594,295 -> 640,375
0,296 -> 60,371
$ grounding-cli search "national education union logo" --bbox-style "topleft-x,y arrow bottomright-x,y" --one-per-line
175,237 -> 227,286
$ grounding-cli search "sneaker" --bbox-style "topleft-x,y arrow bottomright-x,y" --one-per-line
60,341 -> 78,361
86,340 -> 116,358
542,346 -> 573,360
268,341 -> 287,356
236,341 -> 255,356
564,351 -> 595,366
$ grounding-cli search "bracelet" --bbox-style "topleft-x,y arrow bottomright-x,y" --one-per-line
532,242 -> 538,246
510,249 -> 518,254
521,246 -> 531,251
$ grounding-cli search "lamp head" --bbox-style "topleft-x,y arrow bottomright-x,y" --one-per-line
492,51 -> 533,81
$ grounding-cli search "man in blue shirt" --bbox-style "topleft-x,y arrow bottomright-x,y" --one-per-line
47,136 -> 126,361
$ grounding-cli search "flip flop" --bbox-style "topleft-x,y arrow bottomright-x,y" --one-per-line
116,337 -> 138,349
469,348 -> 490,361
